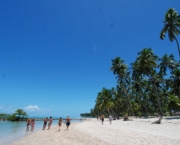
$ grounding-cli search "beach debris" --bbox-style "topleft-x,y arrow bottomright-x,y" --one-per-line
151,116 -> 163,124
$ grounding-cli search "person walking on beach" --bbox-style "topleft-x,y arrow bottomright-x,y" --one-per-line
65,116 -> 71,130
31,119 -> 35,132
101,115 -> 104,125
26,118 -> 31,132
109,115 -> 113,125
58,117 -> 63,131
42,117 -> 48,130
48,116 -> 53,130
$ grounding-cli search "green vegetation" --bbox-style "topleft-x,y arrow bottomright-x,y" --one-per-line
84,8 -> 180,118
80,113 -> 92,117
0,109 -> 28,121
160,8 -> 180,57
0,113 -> 10,120
91,49 -> 180,118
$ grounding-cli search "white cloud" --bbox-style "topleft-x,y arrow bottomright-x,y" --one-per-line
23,105 -> 52,116
24,105 -> 40,112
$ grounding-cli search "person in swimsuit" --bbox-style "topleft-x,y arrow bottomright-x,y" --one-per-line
42,117 -> 48,130
66,116 -> 71,130
26,118 -> 31,132
58,117 -> 63,131
31,119 -> 35,132
101,115 -> 104,125
48,116 -> 53,130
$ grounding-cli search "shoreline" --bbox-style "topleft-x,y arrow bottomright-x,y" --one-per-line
11,117 -> 180,145
0,119 -> 83,145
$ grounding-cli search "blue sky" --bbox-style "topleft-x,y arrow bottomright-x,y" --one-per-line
0,0 -> 180,118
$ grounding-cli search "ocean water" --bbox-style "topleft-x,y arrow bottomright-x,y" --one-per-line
0,120 -> 60,145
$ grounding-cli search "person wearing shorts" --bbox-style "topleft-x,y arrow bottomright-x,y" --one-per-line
66,116 -> 71,130
101,115 -> 104,125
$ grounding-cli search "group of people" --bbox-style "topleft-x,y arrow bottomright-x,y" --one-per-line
100,114 -> 113,125
26,118 -> 35,132
27,115 -> 113,133
42,116 -> 53,130
58,116 -> 71,131
26,116 -> 71,132
42,116 -> 71,131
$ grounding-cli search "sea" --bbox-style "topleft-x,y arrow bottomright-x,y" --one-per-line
0,118 -> 81,145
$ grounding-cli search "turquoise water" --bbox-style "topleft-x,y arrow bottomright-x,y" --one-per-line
0,120 -> 59,145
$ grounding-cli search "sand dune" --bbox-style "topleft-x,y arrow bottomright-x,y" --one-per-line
11,117 -> 180,145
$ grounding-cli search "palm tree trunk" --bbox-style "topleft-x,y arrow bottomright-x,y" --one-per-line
126,92 -> 134,116
175,37 -> 180,58
152,78 -> 163,116
148,69 -> 163,117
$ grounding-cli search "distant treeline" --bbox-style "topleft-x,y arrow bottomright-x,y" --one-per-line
80,113 -> 92,117
0,109 -> 28,121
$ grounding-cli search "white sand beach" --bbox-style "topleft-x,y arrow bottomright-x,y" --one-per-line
11,117 -> 180,145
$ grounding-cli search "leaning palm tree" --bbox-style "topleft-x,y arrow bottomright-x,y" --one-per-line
135,48 -> 163,117
160,8 -> 180,57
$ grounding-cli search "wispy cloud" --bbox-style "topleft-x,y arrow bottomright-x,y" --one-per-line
24,105 -> 40,112
0,104 -> 51,116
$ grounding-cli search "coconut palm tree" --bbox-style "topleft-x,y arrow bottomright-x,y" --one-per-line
131,78 -> 150,116
111,57 -> 134,115
159,54 -> 179,76
160,8 -> 180,57
95,88 -> 114,115
135,48 -> 163,116
170,69 -> 180,98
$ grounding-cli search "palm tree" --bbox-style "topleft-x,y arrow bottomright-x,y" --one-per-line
110,87 -> 125,117
131,77 -> 150,116
135,48 -> 163,116
168,94 -> 180,115
95,88 -> 114,115
15,109 -> 27,120
160,8 -> 180,57
159,54 -> 179,76
170,69 -> 180,98
111,57 -> 134,115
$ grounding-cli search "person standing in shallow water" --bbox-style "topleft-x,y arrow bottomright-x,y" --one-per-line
101,115 -> 104,125
31,119 -> 35,132
26,118 -> 31,132
58,117 -> 63,131
42,117 -> 48,130
66,116 -> 71,130
48,116 -> 53,130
